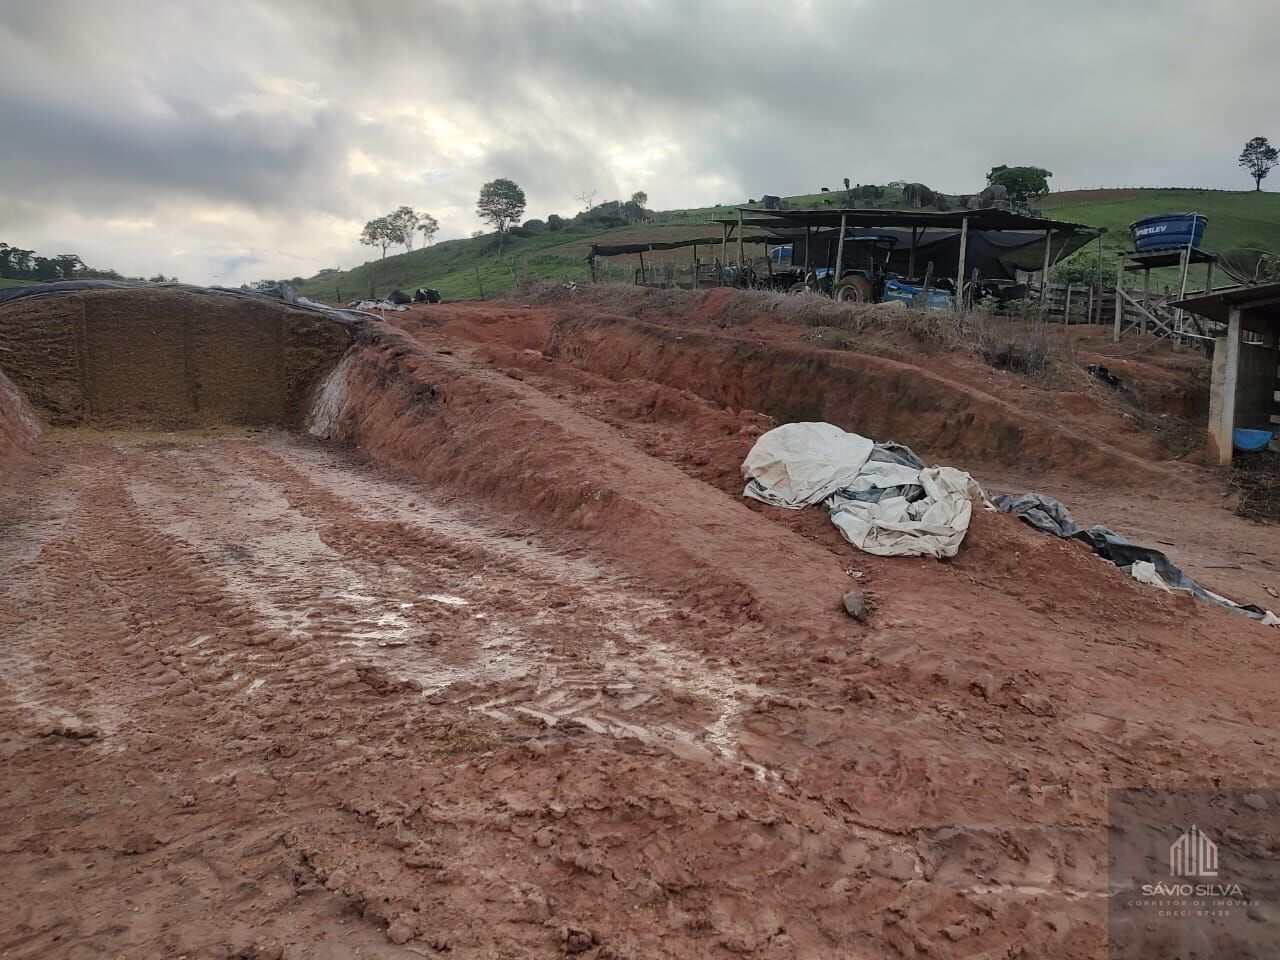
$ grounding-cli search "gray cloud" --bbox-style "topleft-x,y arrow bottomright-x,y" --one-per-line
1,0 -> 1277,284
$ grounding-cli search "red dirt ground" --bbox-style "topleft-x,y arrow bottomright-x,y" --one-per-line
1,289 -> 1276,959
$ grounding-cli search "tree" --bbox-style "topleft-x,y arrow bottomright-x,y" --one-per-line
416,213 -> 440,246
390,206 -> 421,251
55,254 -> 83,280
1239,136 -> 1278,191
575,188 -> 597,212
477,178 -> 527,250
359,216 -> 402,259
630,191 -> 648,209
986,165 -> 1052,201
842,177 -> 851,191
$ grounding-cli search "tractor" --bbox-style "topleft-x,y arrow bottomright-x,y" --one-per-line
779,234 -> 899,303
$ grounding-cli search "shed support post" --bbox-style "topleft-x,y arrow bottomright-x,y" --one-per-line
1204,258 -> 1215,296
832,212 -> 847,297
1113,254 -> 1125,342
1208,307 -> 1241,465
1040,229 -> 1053,305
720,222 -> 728,283
691,243 -> 697,289
954,217 -> 969,311
737,209 -> 744,272
1174,245 -> 1191,345
804,226 -> 812,275
908,227 -> 918,278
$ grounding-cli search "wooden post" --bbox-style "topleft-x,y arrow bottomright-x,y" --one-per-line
954,217 -> 969,311
474,266 -> 486,300
737,209 -> 744,271
1085,284 -> 1093,325
1040,229 -> 1053,304
832,212 -> 848,296
1174,245 -> 1191,343
1207,307 -> 1241,464
920,261 -> 934,308
908,227 -> 919,278
1141,267 -> 1150,335
804,226 -> 812,276
1204,257 -> 1215,296
691,243 -> 698,289
638,250 -> 647,285
1112,253 -> 1125,342
1064,283 -> 1074,324
720,222 -> 728,283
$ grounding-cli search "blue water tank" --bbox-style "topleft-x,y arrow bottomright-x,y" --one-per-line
1130,213 -> 1207,252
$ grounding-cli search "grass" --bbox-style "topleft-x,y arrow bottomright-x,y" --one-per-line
0,278 -> 36,289
1041,188 -> 1280,287
296,185 -> 1280,304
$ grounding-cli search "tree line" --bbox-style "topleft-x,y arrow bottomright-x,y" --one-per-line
0,242 -> 174,283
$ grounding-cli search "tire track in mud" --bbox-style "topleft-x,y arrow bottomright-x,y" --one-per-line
195,436 -> 778,780
0,438 -> 522,957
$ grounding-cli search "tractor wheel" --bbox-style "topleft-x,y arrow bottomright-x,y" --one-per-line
788,281 -> 813,296
834,276 -> 873,303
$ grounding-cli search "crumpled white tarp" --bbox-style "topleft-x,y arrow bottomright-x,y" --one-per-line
742,422 -> 985,559
742,422 -> 874,509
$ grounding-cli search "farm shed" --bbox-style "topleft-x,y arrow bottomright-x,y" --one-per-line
1174,282 -> 1280,464
722,207 -> 1099,289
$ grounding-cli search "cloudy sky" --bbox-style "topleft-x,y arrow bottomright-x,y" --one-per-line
1,0 -> 1276,285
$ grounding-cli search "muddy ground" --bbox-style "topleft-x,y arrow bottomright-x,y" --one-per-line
1,289 -> 1277,958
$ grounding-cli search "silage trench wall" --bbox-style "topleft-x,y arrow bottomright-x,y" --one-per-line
0,289 -> 354,428
0,367 -> 40,478
546,312 -> 1161,482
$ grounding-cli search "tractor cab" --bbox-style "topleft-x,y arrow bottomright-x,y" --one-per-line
791,233 -> 898,303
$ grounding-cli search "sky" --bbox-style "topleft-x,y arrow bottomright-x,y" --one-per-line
1,0 -> 1277,286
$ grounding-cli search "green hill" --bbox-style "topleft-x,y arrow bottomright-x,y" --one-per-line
1040,188 -> 1280,263
296,186 -> 1280,303
0,278 -> 36,290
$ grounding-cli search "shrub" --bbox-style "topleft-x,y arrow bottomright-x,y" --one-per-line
546,214 -> 566,231
951,311 -> 1055,375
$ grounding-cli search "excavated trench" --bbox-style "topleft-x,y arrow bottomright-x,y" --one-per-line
0,288 -> 354,431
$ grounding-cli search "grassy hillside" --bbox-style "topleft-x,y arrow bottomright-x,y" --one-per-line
0,278 -> 36,289
1041,188 -> 1280,259
297,186 -> 1280,303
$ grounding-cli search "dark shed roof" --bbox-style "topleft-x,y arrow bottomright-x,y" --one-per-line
1173,282 -> 1280,324
719,207 -> 1099,234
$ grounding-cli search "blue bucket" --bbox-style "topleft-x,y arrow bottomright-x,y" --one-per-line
1130,213 -> 1207,252
1233,428 -> 1274,452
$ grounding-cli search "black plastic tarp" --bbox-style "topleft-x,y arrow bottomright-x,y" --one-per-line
0,279 -> 374,324
787,227 -> 1094,282
993,492 -> 1274,622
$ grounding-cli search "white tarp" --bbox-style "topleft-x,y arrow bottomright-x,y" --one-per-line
742,422 -> 985,559
742,422 -> 874,509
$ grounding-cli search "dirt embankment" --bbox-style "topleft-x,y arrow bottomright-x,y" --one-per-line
308,323 -> 855,628
545,311 -> 1167,483
0,366 -> 39,479
0,289 -> 354,429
